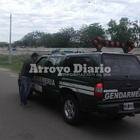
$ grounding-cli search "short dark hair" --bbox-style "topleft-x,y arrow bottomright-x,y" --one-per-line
31,52 -> 39,58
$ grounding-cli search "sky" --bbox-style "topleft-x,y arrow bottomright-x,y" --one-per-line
0,0 -> 140,42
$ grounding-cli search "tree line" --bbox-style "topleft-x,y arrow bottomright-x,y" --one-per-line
1,17 -> 140,48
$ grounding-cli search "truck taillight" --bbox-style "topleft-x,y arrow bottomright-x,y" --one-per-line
95,83 -> 103,99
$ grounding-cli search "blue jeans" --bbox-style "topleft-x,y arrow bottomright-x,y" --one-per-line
19,76 -> 32,105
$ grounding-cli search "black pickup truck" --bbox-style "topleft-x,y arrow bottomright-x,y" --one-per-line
20,52 -> 140,124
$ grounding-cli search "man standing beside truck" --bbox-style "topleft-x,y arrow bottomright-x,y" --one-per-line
19,53 -> 39,106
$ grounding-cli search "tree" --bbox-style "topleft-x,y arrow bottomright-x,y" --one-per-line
80,23 -> 106,47
59,27 -> 78,47
43,28 -> 78,48
20,31 -> 45,47
107,18 -> 133,43
130,20 -> 140,47
13,18 -> 140,48
0,42 -> 9,47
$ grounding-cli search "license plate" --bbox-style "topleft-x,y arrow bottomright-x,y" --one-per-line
123,102 -> 134,111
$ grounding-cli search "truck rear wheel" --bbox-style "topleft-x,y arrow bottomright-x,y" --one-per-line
62,94 -> 81,125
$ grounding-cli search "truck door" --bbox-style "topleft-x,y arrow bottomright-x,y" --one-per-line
33,56 -> 48,93
42,56 -> 62,95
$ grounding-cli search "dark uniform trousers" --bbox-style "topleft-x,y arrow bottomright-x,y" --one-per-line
19,76 -> 32,105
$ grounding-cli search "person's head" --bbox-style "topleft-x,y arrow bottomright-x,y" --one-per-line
31,52 -> 39,62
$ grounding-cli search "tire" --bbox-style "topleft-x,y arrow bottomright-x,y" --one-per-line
62,94 -> 81,125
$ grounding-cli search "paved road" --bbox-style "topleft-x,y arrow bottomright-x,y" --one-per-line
0,70 -> 140,140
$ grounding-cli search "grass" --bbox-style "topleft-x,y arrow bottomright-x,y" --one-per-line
0,55 -> 30,73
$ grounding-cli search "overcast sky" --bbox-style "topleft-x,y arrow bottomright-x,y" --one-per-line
0,0 -> 140,42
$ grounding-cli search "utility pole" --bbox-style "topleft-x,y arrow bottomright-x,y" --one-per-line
9,13 -> 12,64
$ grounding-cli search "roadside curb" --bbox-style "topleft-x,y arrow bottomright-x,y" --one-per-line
0,68 -> 10,72
0,67 -> 18,77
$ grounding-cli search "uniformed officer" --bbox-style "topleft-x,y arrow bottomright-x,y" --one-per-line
19,53 -> 39,105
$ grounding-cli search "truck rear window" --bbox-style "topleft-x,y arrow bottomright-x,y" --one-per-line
102,54 -> 140,76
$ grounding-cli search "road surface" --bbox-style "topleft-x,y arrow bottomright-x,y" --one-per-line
0,69 -> 140,140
